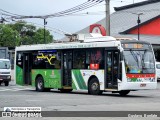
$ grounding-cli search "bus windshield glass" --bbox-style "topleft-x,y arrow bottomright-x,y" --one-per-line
0,60 -> 10,69
122,43 -> 155,74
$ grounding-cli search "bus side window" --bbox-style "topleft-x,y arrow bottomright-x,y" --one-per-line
86,49 -> 104,69
32,51 -> 61,69
73,50 -> 85,69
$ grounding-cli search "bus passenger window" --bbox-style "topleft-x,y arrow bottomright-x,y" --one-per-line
32,51 -> 61,69
86,49 -> 104,69
73,50 -> 85,69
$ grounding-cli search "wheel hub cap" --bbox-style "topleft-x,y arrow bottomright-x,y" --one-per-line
91,83 -> 98,91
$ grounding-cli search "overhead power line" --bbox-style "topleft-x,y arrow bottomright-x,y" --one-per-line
0,9 -> 23,17
1,0 -> 104,20
44,0 -> 104,18
10,20 -> 72,35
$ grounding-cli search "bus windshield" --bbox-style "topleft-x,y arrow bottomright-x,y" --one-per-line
0,60 -> 10,69
123,49 -> 155,74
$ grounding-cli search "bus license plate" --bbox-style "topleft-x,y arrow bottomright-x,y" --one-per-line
140,84 -> 146,87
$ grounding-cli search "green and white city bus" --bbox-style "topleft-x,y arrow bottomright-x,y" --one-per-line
15,35 -> 157,96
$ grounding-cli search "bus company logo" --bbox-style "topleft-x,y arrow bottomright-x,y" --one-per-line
83,72 -> 91,76
82,71 -> 92,76
50,70 -> 56,78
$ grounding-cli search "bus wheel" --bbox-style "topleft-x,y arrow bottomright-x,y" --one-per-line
36,76 -> 44,92
88,78 -> 102,95
4,81 -> 9,86
119,90 -> 130,96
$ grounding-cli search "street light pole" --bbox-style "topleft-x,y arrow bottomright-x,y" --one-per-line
137,15 -> 140,40
137,13 -> 143,40
132,13 -> 143,40
105,0 -> 110,36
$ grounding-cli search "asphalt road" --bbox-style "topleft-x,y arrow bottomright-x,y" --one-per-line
1,82 -> 160,111
0,81 -> 160,120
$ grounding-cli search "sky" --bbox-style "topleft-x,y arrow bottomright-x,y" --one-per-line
0,0 -> 146,39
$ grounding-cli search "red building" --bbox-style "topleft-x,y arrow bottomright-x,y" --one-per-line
78,0 -> 160,61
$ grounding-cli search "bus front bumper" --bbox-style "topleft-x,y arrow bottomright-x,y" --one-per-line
118,82 -> 157,90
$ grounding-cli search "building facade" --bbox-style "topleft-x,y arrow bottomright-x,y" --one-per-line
77,0 -> 160,61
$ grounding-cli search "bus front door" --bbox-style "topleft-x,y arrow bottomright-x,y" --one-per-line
23,53 -> 32,85
105,50 -> 119,89
62,51 -> 72,87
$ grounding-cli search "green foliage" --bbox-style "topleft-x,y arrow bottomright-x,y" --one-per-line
0,21 -> 54,47
33,28 -> 53,44
0,24 -> 20,47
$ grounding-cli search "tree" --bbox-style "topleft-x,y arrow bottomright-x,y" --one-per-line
9,21 -> 36,45
0,24 -> 20,47
0,21 -> 54,47
9,21 -> 53,45
33,28 -> 53,44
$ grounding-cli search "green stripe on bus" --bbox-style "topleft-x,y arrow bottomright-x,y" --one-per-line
16,65 -> 24,85
73,70 -> 87,90
72,80 -> 77,90
73,70 -> 83,89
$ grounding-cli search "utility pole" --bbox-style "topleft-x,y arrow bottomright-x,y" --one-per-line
105,0 -> 110,36
44,18 -> 47,44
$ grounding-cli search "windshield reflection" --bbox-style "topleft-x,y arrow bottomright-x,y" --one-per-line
123,50 -> 155,74
0,61 -> 10,69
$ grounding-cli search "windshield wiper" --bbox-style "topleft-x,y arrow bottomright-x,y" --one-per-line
130,50 -> 138,66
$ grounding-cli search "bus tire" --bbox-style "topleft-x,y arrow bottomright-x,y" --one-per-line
119,90 -> 130,96
88,78 -> 102,95
4,81 -> 9,86
36,76 -> 45,92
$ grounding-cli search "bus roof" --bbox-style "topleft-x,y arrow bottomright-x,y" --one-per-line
16,41 -> 120,51
15,36 -> 151,52
16,36 -> 120,51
